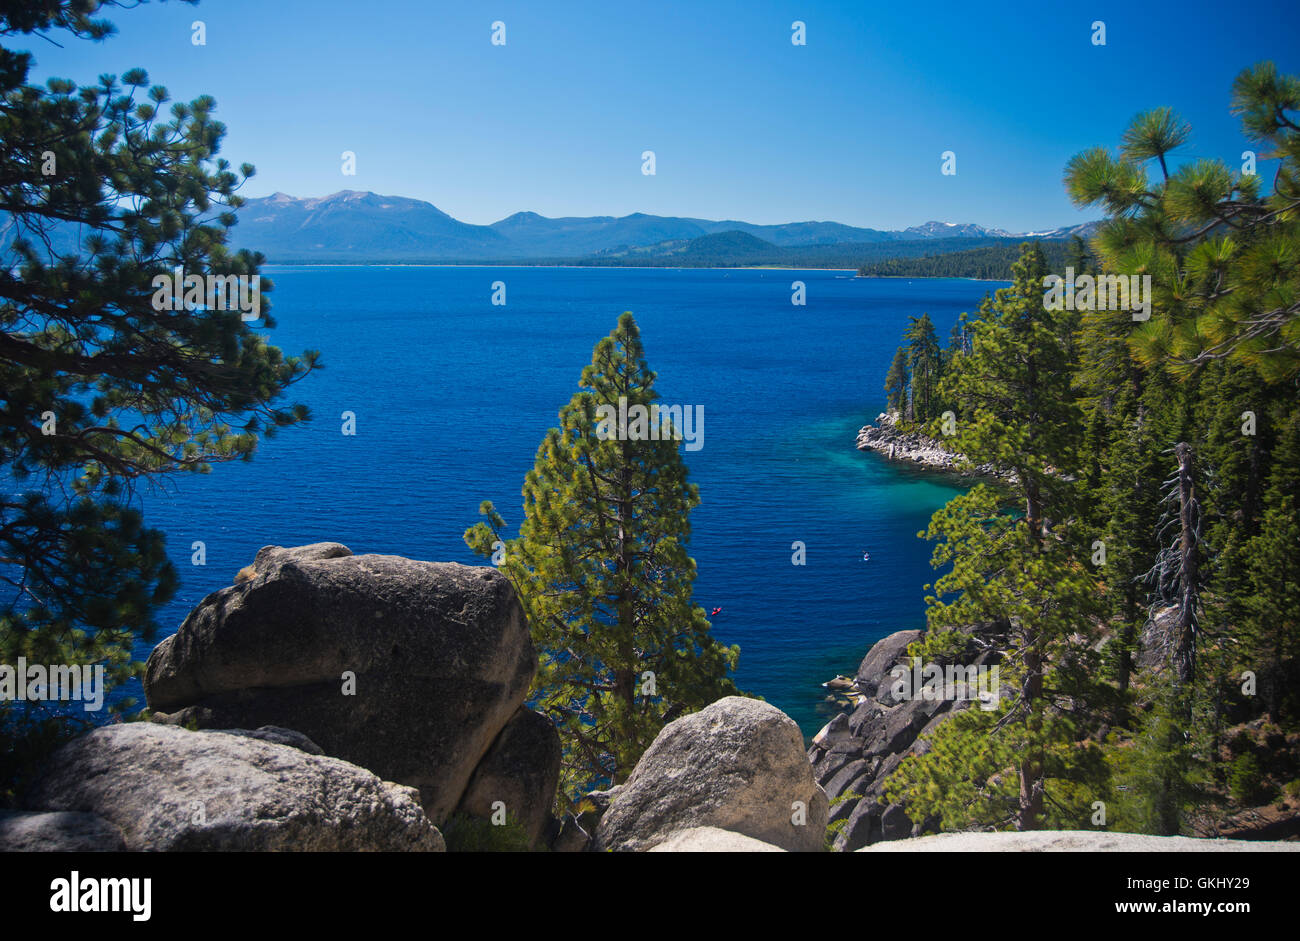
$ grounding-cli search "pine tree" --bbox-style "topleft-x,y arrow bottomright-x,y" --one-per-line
1064,64 -> 1300,826
1106,679 -> 1202,834
1095,384 -> 1165,707
1241,411 -> 1300,720
465,313 -> 740,809
893,244 -> 1106,831
0,1 -> 316,798
1196,360 -> 1274,673
884,346 -> 909,415
1065,63 -> 1300,383
904,313 -> 942,422
1068,234 -> 1092,276
946,313 -> 970,363
942,243 -> 1080,529
934,316 -> 969,420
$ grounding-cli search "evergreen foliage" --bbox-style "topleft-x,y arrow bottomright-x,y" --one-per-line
883,63 -> 1300,835
0,0 -> 315,798
466,313 -> 740,810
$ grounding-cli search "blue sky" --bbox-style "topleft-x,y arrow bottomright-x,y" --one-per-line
19,0 -> 1300,231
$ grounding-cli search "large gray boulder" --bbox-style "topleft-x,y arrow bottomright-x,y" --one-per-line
855,629 -> 923,695
595,697 -> 828,852
0,810 -> 126,852
810,621 -> 1006,850
25,723 -> 444,851
648,827 -> 787,852
146,543 -> 535,822
455,707 -> 561,847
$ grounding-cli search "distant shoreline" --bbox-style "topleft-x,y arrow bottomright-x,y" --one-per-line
258,264 -> 1004,281
855,274 -> 1009,282
260,263 -> 861,271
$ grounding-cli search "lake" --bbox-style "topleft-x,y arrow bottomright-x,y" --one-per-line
133,266 -> 1002,736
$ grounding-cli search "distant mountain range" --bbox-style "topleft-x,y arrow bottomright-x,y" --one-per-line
226,191 -> 1099,264
0,189 -> 1098,266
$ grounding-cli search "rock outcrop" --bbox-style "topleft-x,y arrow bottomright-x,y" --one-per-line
648,826 -> 788,852
809,622 -> 1005,851
860,831 -> 1300,852
25,723 -> 444,851
856,411 -> 1007,479
145,543 -> 543,824
455,706 -> 561,847
1137,604 -> 1180,673
0,810 -> 126,852
214,725 -> 324,755
595,696 -> 828,852
855,629 -> 924,695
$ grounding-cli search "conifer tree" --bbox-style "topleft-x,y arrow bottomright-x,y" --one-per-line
1241,411 -> 1300,720
1066,59 -> 1299,798
1095,384 -> 1165,705
946,313 -> 970,364
904,313 -> 942,423
1,0 -> 316,797
892,62 -> 1300,837
1067,234 -> 1092,276
465,313 -> 740,808
1065,63 -> 1300,382
884,346 -> 909,415
1196,360 -> 1274,672
943,244 -> 1080,529
892,245 -> 1105,830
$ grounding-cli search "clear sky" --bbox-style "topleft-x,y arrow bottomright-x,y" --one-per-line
18,0 -> 1300,231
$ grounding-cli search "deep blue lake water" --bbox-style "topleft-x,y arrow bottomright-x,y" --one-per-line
132,267 -> 1003,737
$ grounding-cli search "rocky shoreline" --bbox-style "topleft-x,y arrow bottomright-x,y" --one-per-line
856,411 -> 1009,480
5,541 -> 1292,853
810,622 -> 1005,850
3,542 -> 830,853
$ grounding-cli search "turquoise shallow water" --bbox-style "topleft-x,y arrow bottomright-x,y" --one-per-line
131,267 -> 1002,736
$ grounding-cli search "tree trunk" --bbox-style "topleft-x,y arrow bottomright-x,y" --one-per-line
1117,587 -> 1136,697
1025,477 -> 1043,549
1017,640 -> 1044,831
1116,590 -> 1136,730
1017,359 -> 1044,830
612,436 -> 637,778
1174,442 -> 1197,690
1152,442 -> 1200,836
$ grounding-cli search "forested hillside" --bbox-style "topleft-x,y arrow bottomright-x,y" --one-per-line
879,62 -> 1300,838
858,238 -> 1087,280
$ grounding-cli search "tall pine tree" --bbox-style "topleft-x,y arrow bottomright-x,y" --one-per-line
1,0 -> 316,801
465,313 -> 740,809
904,313 -> 942,423
892,244 -> 1106,830
884,346 -> 909,415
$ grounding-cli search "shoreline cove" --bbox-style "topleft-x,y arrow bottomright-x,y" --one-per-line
855,411 -> 1010,480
